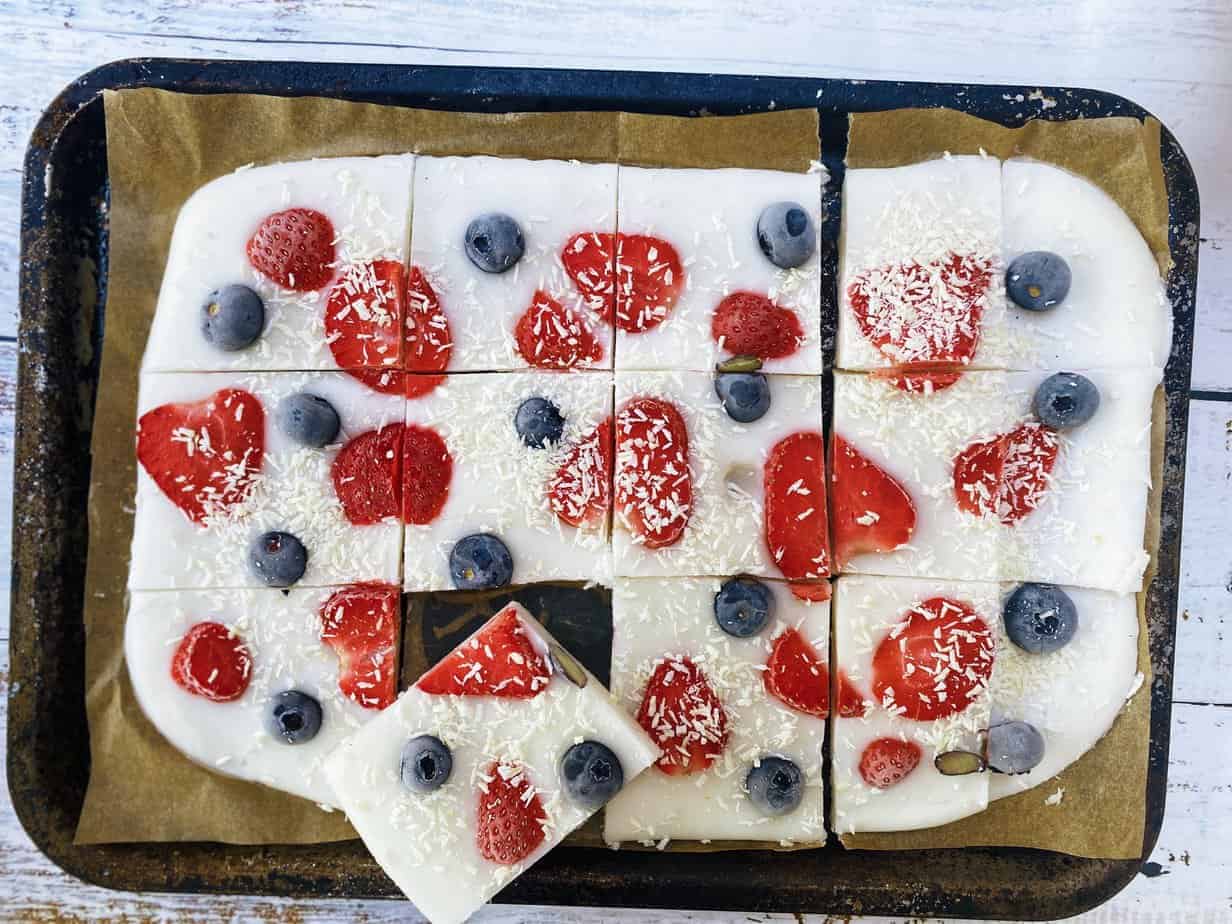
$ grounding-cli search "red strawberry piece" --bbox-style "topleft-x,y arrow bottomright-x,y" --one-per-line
404,265 -> 452,374
548,417 -> 612,528
319,582 -> 400,710
417,605 -> 552,699
404,374 -> 447,399
871,363 -> 964,395
788,581 -> 832,603
348,368 -> 445,399
402,423 -> 452,525
326,259 -> 405,371
561,231 -> 617,322
514,289 -> 605,369
636,657 -> 729,776
614,397 -> 693,549
953,422 -> 1059,525
331,423 -> 403,526
872,596 -> 994,722
764,431 -> 830,580
764,628 -> 829,718
247,207 -> 336,291
170,622 -> 252,702
476,761 -> 548,865
615,233 -> 684,333
136,388 -> 265,526
859,738 -> 922,789
711,291 -> 805,360
830,434 -> 916,569
836,670 -> 869,719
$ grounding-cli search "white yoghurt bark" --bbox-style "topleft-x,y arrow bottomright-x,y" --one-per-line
130,371 -> 404,590
402,372 -> 612,591
605,577 -> 829,845
615,166 -> 823,373
324,603 -> 658,924
143,156 -> 414,372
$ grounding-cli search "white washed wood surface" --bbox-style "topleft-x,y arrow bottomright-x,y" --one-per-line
1,1 -> 1230,920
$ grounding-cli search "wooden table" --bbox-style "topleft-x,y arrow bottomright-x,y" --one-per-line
2,1 -> 1229,919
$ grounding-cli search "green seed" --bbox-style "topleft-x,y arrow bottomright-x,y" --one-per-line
549,642 -> 587,688
934,750 -> 987,776
716,355 -> 764,374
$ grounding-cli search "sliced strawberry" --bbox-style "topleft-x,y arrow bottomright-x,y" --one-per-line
247,207 -> 336,291
325,259 -> 404,371
871,363 -> 964,395
170,622 -> 252,702
514,289 -> 605,369
788,581 -> 832,603
548,417 -> 612,528
404,374 -> 447,399
476,761 -> 547,865
331,423 -> 403,526
349,368 -> 445,399
830,434 -> 916,569
872,596 -> 994,722
953,422 -> 1059,525
402,423 -> 452,526
636,657 -> 729,776
764,628 -> 829,718
764,431 -> 830,580
319,582 -> 400,709
562,231 -> 617,322
615,234 -> 684,333
404,266 -> 451,374
136,388 -> 265,526
614,397 -> 693,549
417,605 -> 551,699
859,738 -> 922,789
836,671 -> 869,719
711,291 -> 805,360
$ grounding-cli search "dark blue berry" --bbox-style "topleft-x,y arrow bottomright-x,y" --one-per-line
276,392 -> 341,448
1033,372 -> 1100,429
248,531 -> 308,587
1003,583 -> 1078,654
449,533 -> 513,589
714,577 -> 773,638
266,690 -> 322,744
757,202 -> 816,270
714,372 -> 771,423
464,213 -> 524,273
1007,251 -> 1071,311
559,740 -> 624,809
201,284 -> 264,351
400,734 -> 453,793
987,720 -> 1045,775
514,396 -> 565,449
745,756 -> 803,816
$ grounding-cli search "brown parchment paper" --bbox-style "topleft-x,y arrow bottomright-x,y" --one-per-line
839,108 -> 1168,859
74,88 -> 819,845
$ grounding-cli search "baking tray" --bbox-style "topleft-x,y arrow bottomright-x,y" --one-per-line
10,60 -> 1197,920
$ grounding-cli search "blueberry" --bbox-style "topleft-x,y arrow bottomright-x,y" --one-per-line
400,734 -> 453,794
276,392 -> 341,448
201,284 -> 265,351
757,201 -> 816,270
1033,372 -> 1100,429
714,372 -> 771,423
449,533 -> 513,589
514,396 -> 565,449
248,531 -> 308,587
714,576 -> 773,638
745,755 -> 803,816
266,690 -> 322,744
1006,251 -> 1071,311
464,213 -> 524,273
1003,582 -> 1078,654
987,720 -> 1045,775
559,740 -> 624,809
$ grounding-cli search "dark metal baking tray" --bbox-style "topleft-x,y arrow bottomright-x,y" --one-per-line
10,59 -> 1197,920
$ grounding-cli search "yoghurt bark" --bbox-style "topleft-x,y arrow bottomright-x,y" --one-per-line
130,371 -> 404,590
143,156 -> 414,373
324,602 -> 658,924
409,156 -> 616,372
614,166 -> 824,374
612,371 -> 829,582
605,576 -> 829,844
402,371 -> 613,591
125,584 -> 400,806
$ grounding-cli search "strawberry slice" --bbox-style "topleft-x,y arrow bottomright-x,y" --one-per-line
711,291 -> 805,360
325,259 -> 404,371
170,622 -> 252,702
548,417 -> 612,528
561,232 -> 617,322
319,582 -> 400,709
788,581 -> 832,603
477,761 -> 547,865
636,657 -> 729,776
247,207 -> 336,292
402,423 -> 452,526
764,431 -> 830,580
417,605 -> 552,699
404,374 -> 447,399
830,434 -> 916,569
836,670 -> 869,719
872,596 -> 994,722
614,397 -> 693,549
954,421 -> 1059,525
514,289 -> 605,369
404,266 -> 451,374
615,234 -> 684,333
331,423 -> 403,526
348,368 -> 445,399
871,363 -> 964,395
859,738 -> 922,789
136,388 -> 265,526
764,628 -> 829,718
